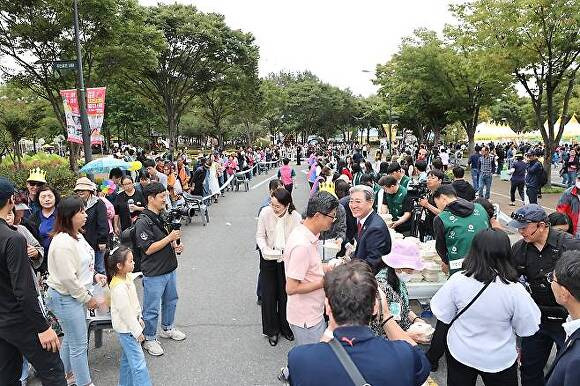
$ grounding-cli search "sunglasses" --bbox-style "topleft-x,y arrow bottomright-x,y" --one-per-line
510,212 -> 534,223
28,181 -> 44,187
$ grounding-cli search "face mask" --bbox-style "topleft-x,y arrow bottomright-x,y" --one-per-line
396,271 -> 414,283
576,182 -> 580,189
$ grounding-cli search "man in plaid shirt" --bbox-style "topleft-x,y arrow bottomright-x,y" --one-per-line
477,146 -> 496,199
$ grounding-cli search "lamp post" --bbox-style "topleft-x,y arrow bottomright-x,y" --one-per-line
73,0 -> 92,164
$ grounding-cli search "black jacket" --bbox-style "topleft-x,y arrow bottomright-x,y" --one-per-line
512,229 -> 580,322
354,211 -> 391,274
546,327 -> 580,386
0,219 -> 48,333
83,198 -> 109,251
451,180 -> 476,202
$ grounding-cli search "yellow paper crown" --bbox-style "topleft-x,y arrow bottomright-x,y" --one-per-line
318,181 -> 337,198
27,167 -> 47,183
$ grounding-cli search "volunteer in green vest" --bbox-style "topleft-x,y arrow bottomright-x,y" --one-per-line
426,183 -> 491,372
432,184 -> 490,276
387,162 -> 411,189
378,175 -> 413,234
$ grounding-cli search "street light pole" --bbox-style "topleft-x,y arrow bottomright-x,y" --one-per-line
73,0 -> 92,164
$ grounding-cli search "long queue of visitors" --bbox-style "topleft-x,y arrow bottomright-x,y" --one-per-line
0,145 -> 283,386
1,140 -> 580,386
255,141 -> 580,386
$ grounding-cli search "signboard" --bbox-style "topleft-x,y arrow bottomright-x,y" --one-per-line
52,60 -> 77,71
60,87 -> 106,145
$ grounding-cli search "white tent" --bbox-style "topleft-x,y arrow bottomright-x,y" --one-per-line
563,114 -> 580,138
474,121 -> 518,141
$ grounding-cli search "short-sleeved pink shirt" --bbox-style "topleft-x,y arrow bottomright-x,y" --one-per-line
283,224 -> 324,328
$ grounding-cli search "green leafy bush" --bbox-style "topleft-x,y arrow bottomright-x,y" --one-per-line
0,162 -> 77,196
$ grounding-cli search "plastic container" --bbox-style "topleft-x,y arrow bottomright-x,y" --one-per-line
422,262 -> 441,282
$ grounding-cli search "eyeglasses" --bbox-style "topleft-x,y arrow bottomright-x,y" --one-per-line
319,212 -> 337,222
546,271 -> 577,293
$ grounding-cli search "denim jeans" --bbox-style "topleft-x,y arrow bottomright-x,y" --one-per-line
567,171 -> 576,187
520,322 -> 565,386
478,173 -> 493,199
45,287 -> 91,386
94,250 -> 106,275
118,333 -> 152,386
142,270 -> 178,340
471,169 -> 480,191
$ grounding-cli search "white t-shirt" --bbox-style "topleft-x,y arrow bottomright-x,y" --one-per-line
440,152 -> 449,166
431,272 -> 540,372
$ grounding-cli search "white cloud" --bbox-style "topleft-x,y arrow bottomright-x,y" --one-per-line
139,0 -> 459,96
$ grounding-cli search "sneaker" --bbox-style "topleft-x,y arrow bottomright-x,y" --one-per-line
277,367 -> 289,383
143,339 -> 164,356
159,328 -> 186,341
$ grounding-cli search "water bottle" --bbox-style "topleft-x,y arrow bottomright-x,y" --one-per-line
128,198 -> 134,213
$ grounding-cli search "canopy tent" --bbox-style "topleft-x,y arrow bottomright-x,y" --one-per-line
474,122 -> 518,141
536,115 -> 580,140
563,114 -> 580,138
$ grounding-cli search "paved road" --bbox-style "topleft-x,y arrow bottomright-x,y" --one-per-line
29,164 -> 563,386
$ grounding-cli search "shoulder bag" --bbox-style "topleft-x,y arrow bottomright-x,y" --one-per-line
328,338 -> 371,386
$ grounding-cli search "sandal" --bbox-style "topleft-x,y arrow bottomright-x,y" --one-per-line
268,334 -> 279,346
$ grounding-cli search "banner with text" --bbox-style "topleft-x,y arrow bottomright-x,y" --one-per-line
61,87 -> 106,145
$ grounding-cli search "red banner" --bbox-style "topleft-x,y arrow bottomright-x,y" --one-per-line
61,87 -> 106,145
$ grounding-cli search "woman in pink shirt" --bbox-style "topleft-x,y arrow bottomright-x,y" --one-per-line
277,158 -> 296,194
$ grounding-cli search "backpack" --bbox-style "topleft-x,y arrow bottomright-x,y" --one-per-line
120,213 -> 154,272
539,164 -> 549,187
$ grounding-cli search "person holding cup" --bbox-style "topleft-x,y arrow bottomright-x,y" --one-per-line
45,196 -> 107,386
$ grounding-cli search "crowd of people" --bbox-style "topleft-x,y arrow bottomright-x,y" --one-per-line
253,140 -> 580,386
2,138 -> 580,386
0,144 -> 285,386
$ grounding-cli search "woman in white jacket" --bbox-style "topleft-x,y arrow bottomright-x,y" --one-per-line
107,246 -> 152,386
45,197 -> 107,386
256,187 -> 302,346
430,229 -> 541,386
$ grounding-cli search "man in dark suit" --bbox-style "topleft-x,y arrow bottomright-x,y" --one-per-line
348,185 -> 391,274
288,260 -> 430,386
546,251 -> 580,386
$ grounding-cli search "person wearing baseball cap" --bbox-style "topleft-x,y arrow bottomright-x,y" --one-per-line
0,177 -> 65,385
511,204 -> 580,385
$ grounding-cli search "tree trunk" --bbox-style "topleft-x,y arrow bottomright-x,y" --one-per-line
433,128 -> 441,148
69,142 -> 79,171
366,127 -> 370,144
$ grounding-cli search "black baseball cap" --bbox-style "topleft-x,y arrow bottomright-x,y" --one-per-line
508,204 -> 548,229
0,177 -> 16,200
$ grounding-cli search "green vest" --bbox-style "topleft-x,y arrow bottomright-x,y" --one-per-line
385,185 -> 407,221
400,175 -> 410,189
438,203 -> 489,275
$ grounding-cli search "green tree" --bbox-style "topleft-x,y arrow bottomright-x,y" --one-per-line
116,4 -> 258,155
0,0 -> 161,169
452,0 -> 580,181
